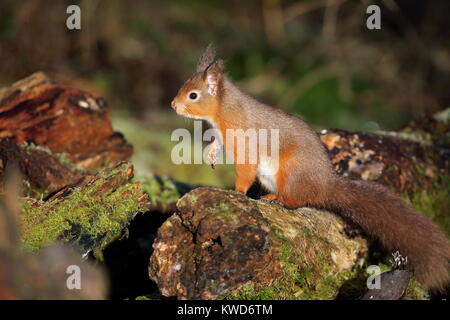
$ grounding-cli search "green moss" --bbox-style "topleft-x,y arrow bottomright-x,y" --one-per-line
218,201 -> 229,213
399,169 -> 449,299
207,201 -> 235,221
21,179 -> 48,200
225,242 -> 361,300
225,283 -> 276,300
21,142 -> 84,172
137,174 -> 183,211
404,278 -> 429,300
134,296 -> 152,300
402,174 -> 450,236
301,226 -> 314,239
20,165 -> 145,255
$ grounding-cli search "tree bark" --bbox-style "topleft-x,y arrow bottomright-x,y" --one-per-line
0,72 -> 132,171
319,109 -> 450,194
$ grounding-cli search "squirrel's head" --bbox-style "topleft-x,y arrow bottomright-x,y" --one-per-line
171,45 -> 224,121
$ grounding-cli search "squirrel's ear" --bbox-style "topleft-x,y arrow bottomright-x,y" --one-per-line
196,44 -> 216,73
204,59 -> 224,96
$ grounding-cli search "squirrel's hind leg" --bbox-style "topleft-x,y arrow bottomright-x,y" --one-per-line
276,152 -> 331,209
259,193 -> 285,206
260,193 -> 278,200
235,164 -> 257,194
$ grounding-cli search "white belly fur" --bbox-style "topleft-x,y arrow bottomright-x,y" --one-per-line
257,157 -> 278,193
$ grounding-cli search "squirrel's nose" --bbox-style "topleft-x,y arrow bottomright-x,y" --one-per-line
171,100 -> 177,110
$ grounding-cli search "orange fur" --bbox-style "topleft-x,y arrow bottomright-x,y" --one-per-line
235,164 -> 257,193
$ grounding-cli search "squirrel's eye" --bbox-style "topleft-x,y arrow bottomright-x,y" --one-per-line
189,92 -> 198,100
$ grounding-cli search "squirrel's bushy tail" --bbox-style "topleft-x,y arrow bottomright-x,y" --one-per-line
328,177 -> 450,292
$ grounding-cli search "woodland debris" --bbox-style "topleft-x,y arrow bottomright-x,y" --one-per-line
149,187 -> 368,300
0,139 -> 85,196
319,111 -> 450,195
0,72 -> 132,171
20,162 -> 150,255
0,172 -> 108,299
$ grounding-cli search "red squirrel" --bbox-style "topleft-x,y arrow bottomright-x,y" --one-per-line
171,45 -> 450,293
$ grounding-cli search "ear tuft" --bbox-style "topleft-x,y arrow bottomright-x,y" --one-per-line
205,59 -> 224,96
196,43 -> 216,73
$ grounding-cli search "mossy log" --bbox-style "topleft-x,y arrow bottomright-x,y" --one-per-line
0,173 -> 107,299
149,187 -> 368,300
20,162 -> 150,256
0,72 -> 132,171
319,108 -> 450,195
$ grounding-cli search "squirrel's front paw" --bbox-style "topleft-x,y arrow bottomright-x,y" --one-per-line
206,139 -> 223,169
207,145 -> 218,169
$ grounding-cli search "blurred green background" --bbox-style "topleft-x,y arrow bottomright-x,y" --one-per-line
1,0 -> 449,187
